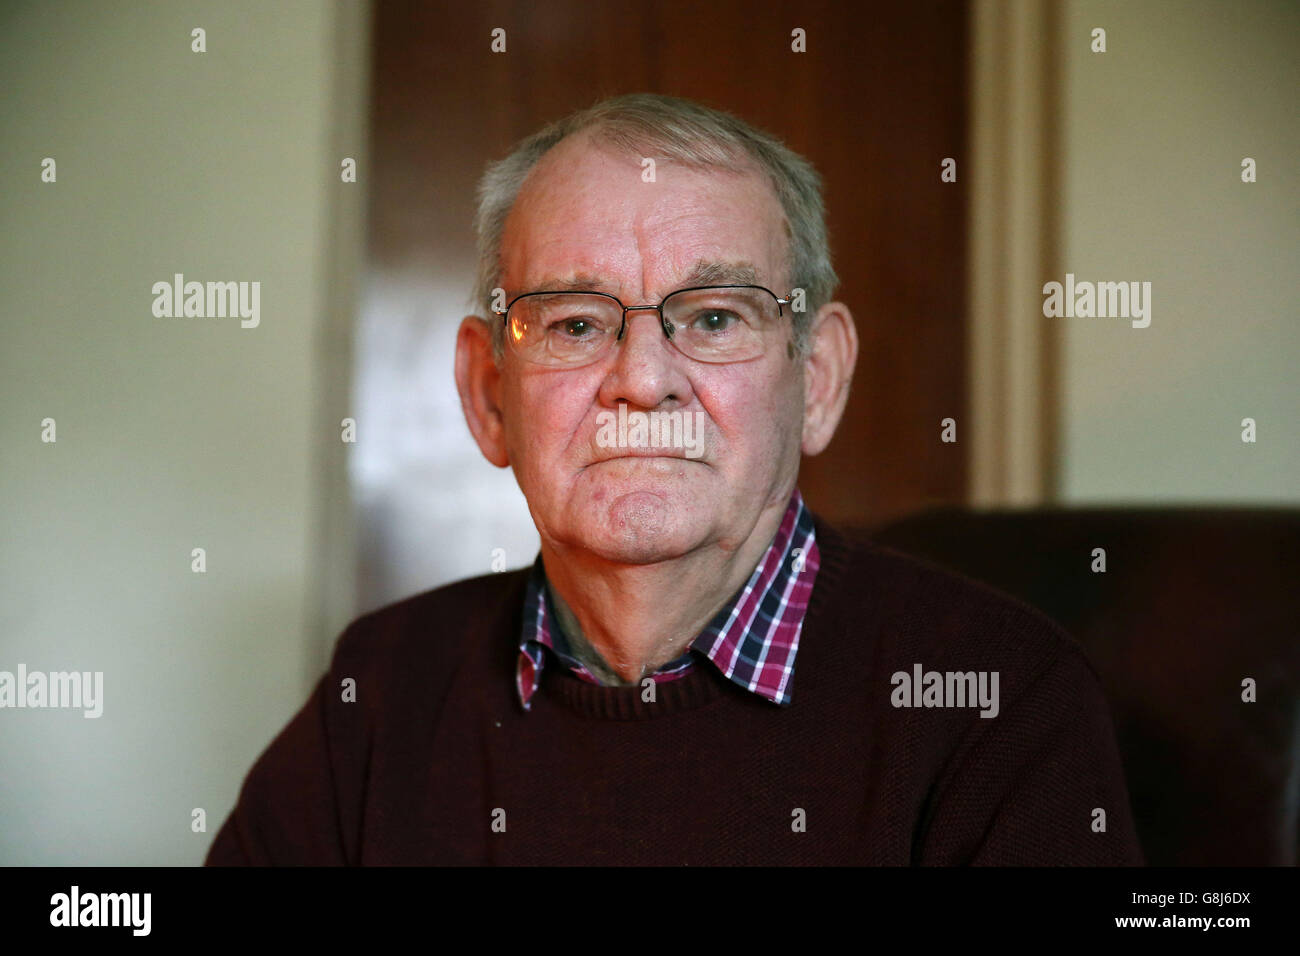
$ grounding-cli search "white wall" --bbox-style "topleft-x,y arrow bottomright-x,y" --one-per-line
0,0 -> 367,864
1057,0 -> 1298,502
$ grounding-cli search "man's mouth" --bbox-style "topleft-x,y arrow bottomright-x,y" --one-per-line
584,451 -> 706,473
591,449 -> 690,462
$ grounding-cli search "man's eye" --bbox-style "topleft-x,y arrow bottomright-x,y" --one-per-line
550,317 -> 600,338
691,310 -> 739,333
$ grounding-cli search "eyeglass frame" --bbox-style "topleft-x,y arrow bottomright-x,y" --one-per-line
492,284 -> 795,362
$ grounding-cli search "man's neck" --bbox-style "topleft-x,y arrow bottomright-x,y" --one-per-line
539,497 -> 791,684
547,593 -> 638,686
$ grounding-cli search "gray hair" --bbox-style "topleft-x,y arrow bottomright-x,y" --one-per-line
471,92 -> 838,359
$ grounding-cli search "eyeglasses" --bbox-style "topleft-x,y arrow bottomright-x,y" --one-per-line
494,284 -> 793,368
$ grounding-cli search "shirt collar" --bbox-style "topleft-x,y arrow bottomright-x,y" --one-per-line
516,488 -> 820,711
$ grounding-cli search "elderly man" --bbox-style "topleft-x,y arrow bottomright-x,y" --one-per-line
207,93 -> 1142,866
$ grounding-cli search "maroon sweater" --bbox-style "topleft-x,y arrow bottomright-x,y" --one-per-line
206,517 -> 1143,865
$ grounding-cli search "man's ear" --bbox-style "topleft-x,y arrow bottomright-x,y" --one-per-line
454,316 -> 510,467
800,301 -> 859,456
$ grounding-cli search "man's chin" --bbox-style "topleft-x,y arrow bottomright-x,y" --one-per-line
567,487 -> 709,564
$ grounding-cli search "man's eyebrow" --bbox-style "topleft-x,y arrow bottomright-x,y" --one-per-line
679,259 -> 760,288
535,272 -> 613,292
516,260 -> 763,300
508,272 -> 613,299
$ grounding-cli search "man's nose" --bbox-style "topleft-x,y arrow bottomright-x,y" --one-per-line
599,308 -> 689,409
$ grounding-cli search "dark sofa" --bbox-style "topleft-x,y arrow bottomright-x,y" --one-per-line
871,507 -> 1300,866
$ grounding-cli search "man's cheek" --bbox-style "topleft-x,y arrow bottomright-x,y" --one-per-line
520,428 -> 568,484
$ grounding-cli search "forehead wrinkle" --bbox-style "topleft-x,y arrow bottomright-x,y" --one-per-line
507,150 -> 781,303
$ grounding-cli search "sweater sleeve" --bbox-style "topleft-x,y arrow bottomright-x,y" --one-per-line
918,641 -> 1145,866
204,672 -> 350,866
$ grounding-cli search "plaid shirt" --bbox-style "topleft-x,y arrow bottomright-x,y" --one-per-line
516,488 -> 820,710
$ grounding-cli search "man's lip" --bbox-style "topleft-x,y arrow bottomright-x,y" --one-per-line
590,451 -> 693,462
586,450 -> 706,466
